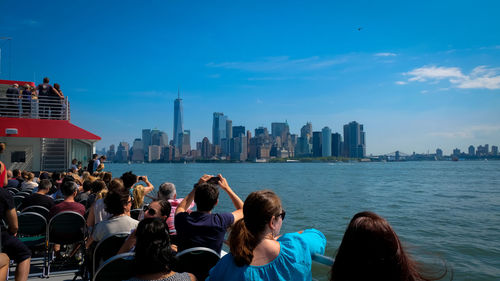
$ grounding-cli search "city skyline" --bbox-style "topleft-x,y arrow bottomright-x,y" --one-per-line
1,1 -> 499,155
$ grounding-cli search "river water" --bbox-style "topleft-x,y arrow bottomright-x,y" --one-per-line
105,161 -> 500,280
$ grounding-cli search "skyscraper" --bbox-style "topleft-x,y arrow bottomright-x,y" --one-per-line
322,127 -> 332,157
212,112 -> 227,146
142,129 -> 151,160
343,121 -> 366,158
232,126 -> 246,138
312,131 -> 322,157
132,138 -> 144,162
271,122 -> 290,141
173,90 -> 183,148
331,133 -> 342,157
300,122 -> 312,139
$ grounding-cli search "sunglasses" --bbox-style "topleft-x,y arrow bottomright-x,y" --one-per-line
143,205 -> 157,216
278,210 -> 286,221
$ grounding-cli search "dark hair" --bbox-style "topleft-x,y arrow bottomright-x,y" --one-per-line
61,181 -> 78,197
330,211 -> 447,281
194,182 -> 219,212
102,172 -> 112,186
156,200 -> 172,217
43,77 -> 49,83
38,179 -> 52,191
0,143 -> 5,153
91,179 -> 106,193
72,159 -> 78,164
82,180 -> 92,192
134,218 -> 175,275
104,189 -> 130,216
54,83 -> 60,90
51,172 -> 61,182
108,178 -> 124,192
120,171 -> 137,189
229,190 -> 282,266
13,169 -> 21,177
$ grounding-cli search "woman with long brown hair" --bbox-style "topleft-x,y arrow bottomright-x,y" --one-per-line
207,190 -> 326,280
330,211 -> 448,281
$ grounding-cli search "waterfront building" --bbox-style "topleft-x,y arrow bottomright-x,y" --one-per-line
230,135 -> 247,161
255,126 -> 269,137
477,145 -> 488,156
225,119 -> 232,156
492,145 -> 498,156
106,144 -> 116,162
468,145 -> 475,156
295,136 -> 311,157
436,148 -> 443,158
148,145 -> 162,162
322,127 -> 332,157
271,122 -> 290,145
162,145 -> 174,161
116,142 -> 130,162
181,130 -> 191,155
150,129 -> 159,146
212,112 -> 227,146
232,126 -> 246,138
131,138 -> 145,162
173,91 -> 183,148
312,131 -> 322,157
331,133 -> 342,157
452,148 -> 461,156
201,137 -> 212,159
300,122 -> 313,139
343,121 -> 366,158
142,129 -> 151,160
159,131 -> 168,147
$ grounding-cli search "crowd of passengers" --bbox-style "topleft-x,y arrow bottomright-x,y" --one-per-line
0,146 -> 449,281
3,77 -> 65,119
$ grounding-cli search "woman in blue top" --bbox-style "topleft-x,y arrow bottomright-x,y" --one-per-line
207,190 -> 326,281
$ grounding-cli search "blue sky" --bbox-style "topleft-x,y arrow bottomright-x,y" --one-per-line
1,0 -> 499,155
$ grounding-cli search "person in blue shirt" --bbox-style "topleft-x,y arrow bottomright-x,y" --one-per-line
207,190 -> 326,281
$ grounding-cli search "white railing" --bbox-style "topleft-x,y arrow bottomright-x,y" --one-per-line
0,95 -> 70,120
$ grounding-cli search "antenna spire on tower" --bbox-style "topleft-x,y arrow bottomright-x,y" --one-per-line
178,87 -> 180,99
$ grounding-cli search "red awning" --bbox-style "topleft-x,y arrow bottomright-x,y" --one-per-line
0,80 -> 36,87
0,118 -> 101,140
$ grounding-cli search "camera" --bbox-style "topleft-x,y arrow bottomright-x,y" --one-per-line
207,176 -> 220,184
138,176 -> 144,181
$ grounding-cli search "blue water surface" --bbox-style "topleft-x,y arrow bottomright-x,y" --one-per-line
105,161 -> 500,280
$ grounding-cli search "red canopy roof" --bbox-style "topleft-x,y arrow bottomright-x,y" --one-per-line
0,79 -> 35,87
0,118 -> 101,140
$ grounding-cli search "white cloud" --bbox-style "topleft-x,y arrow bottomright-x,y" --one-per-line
206,56 -> 346,73
374,52 -> 397,57
403,65 -> 500,90
429,125 -> 500,139
395,81 -> 407,85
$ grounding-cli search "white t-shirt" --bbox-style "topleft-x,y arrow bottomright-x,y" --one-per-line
92,215 -> 138,242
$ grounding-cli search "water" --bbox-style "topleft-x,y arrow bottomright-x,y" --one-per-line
105,161 -> 500,280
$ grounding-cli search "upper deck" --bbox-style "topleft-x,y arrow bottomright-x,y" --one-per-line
0,79 -> 70,121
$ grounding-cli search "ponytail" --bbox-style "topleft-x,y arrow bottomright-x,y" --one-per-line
229,219 -> 259,266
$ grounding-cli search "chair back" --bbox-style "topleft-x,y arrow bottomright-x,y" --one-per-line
47,211 -> 86,245
17,191 -> 32,197
13,195 -> 24,209
175,247 -> 220,281
21,205 -> 50,219
93,252 -> 135,281
130,209 -> 142,220
93,232 -> 130,276
17,212 -> 47,247
54,198 -> 64,204
6,188 -> 18,195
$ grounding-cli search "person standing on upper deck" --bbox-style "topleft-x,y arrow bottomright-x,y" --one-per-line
175,174 -> 244,254
37,77 -> 63,118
